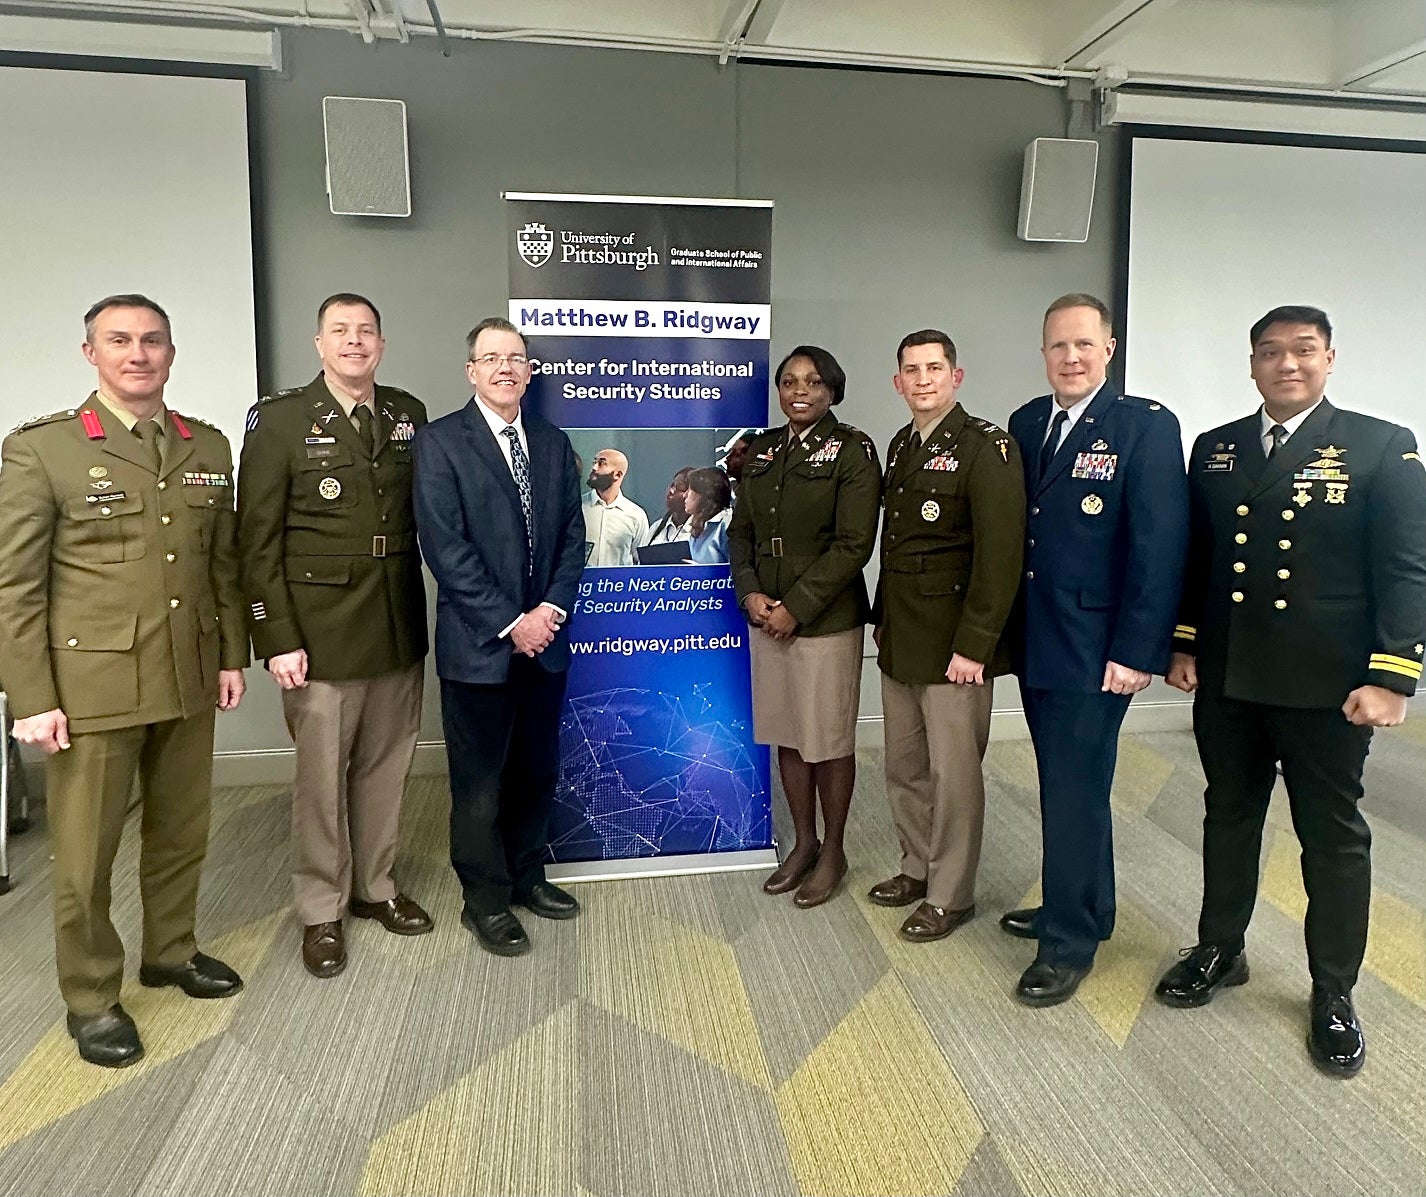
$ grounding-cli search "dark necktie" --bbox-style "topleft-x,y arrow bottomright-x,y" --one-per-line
354,404 -> 376,456
135,420 -> 163,474
1038,409 -> 1069,481
501,425 -> 534,566
1267,423 -> 1288,460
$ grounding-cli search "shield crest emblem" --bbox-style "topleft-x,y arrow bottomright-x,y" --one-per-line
517,222 -> 554,268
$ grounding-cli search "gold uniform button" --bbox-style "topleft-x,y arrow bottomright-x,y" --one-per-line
1279,538 -> 1292,550
1234,533 -> 1247,544
161,514 -> 172,525
1233,561 -> 1246,573
1236,504 -> 1250,516
1274,599 -> 1288,610
66,637 -> 78,647
1277,568 -> 1291,580
1281,510 -> 1295,521
157,480 -> 167,490
169,597 -> 180,608
1231,591 -> 1244,603
100,506 -> 111,515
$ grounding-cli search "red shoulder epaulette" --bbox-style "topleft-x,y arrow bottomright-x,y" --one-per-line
79,408 -> 104,439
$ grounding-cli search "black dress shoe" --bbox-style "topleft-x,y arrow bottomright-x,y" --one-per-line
66,1004 -> 144,1068
1155,943 -> 1249,1007
139,951 -> 243,999
1308,987 -> 1366,1077
351,894 -> 434,936
462,908 -> 532,956
514,881 -> 580,921
999,907 -> 1039,939
1015,960 -> 1091,1007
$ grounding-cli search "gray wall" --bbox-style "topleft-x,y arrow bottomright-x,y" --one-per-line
225,29 -> 1146,758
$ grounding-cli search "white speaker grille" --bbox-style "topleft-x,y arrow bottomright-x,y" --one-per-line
1017,138 -> 1098,243
323,96 -> 410,218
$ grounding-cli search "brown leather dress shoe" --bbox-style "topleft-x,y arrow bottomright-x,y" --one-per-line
867,873 -> 928,908
899,902 -> 975,942
350,893 -> 434,936
302,921 -> 347,978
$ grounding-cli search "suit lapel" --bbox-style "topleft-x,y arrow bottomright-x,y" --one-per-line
461,399 -> 524,515
86,400 -> 153,474
1037,388 -> 1115,495
1248,400 -> 1337,498
159,411 -> 195,480
306,375 -> 365,460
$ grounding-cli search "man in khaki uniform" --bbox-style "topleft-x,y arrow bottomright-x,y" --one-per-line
0,295 -> 249,1068
237,293 -> 431,980
870,329 -> 1026,941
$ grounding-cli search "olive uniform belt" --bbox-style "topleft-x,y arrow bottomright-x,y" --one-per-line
284,532 -> 416,558
882,550 -> 964,575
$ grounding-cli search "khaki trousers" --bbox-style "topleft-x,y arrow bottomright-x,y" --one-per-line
283,664 -> 423,924
47,710 -> 216,1016
881,675 -> 994,910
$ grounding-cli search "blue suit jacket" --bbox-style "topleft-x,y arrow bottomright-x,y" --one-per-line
1008,389 -> 1190,692
413,399 -> 585,683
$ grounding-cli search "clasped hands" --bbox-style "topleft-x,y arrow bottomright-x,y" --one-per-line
510,605 -> 563,657
744,593 -> 798,641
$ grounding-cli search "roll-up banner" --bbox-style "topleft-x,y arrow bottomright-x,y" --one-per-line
506,192 -> 777,881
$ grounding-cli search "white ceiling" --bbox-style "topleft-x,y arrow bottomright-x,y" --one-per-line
6,0 -> 1426,99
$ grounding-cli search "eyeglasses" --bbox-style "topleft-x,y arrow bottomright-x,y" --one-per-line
469,353 -> 529,368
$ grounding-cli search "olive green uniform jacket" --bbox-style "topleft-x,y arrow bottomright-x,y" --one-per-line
236,376 -> 428,681
729,412 -> 882,635
872,404 -> 1027,684
0,398 -> 249,732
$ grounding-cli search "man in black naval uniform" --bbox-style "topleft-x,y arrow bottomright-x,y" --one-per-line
1159,305 -> 1426,1077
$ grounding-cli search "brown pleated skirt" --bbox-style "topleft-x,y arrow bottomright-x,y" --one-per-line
748,626 -> 864,763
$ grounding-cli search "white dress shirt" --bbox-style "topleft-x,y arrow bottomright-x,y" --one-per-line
1259,397 -> 1323,456
582,490 -> 651,566
1043,382 -> 1104,454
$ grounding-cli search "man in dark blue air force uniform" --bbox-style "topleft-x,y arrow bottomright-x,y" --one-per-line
1004,293 -> 1189,1007
1158,305 -> 1426,1078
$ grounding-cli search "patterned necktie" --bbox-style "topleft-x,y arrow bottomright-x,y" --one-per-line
501,425 -> 534,565
354,403 -> 376,456
135,420 -> 163,474
1039,408 -> 1068,481
1267,423 -> 1288,460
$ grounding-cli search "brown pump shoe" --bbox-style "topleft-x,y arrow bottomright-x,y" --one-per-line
867,873 -> 928,908
302,921 -> 347,978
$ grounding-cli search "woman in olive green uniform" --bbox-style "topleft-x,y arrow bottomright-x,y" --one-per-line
729,346 -> 882,907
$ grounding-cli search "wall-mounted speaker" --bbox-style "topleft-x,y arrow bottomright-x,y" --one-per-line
1017,137 -> 1098,243
323,96 -> 410,218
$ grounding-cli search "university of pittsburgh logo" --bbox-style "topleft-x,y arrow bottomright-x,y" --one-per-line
517,222 -> 554,268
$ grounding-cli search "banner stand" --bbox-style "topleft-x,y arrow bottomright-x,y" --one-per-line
548,847 -> 778,886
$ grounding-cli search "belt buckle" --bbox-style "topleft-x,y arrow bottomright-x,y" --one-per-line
372,535 -> 387,558
770,536 -> 783,558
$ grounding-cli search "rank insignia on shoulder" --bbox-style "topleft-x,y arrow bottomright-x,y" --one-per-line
1149,403 -> 1161,411
1414,643 -> 1424,656
1405,452 -> 1422,463
922,453 -> 959,472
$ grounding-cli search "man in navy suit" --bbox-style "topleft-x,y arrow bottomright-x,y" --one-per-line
413,317 -> 585,957
1004,294 -> 1189,1005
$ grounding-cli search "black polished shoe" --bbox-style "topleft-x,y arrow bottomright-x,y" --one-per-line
1308,987 -> 1366,1077
514,881 -> 580,921
999,907 -> 1039,939
1154,943 -> 1249,1008
1015,960 -> 1091,1007
462,908 -> 532,956
66,1004 -> 144,1068
139,951 -> 243,999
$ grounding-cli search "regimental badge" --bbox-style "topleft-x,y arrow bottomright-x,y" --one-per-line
1081,493 -> 1104,516
922,453 -> 959,472
390,421 -> 417,443
310,422 -> 324,436
1072,452 -> 1118,481
89,466 -> 108,479
995,438 -> 1009,462
1091,439 -> 1110,451
921,499 -> 940,522
1324,481 -> 1349,504
319,477 -> 342,500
